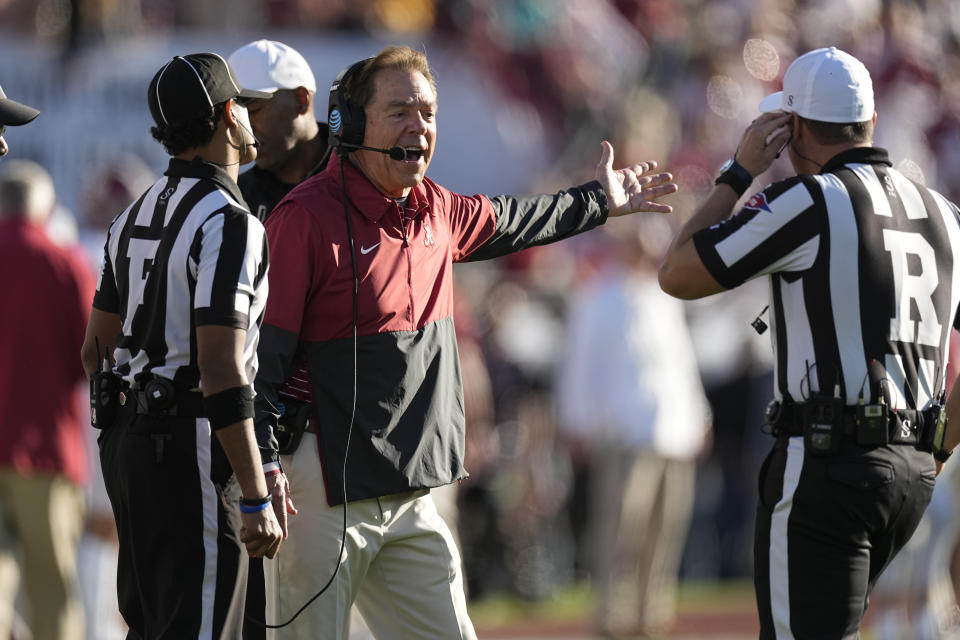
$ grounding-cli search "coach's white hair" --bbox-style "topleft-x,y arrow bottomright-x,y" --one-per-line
0,158 -> 56,225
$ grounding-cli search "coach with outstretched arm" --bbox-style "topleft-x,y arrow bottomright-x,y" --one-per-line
255,44 -> 678,639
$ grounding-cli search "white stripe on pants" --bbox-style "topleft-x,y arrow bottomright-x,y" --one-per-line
770,436 -> 805,640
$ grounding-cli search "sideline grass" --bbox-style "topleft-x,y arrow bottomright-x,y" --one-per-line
469,579 -> 756,629
676,579 -> 756,613
468,582 -> 594,628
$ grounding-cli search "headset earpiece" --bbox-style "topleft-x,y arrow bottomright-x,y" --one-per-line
328,58 -> 372,154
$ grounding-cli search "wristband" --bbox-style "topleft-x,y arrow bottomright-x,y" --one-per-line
240,493 -> 272,506
203,385 -> 255,431
239,500 -> 272,514
934,448 -> 953,463
263,461 -> 281,477
715,158 -> 753,198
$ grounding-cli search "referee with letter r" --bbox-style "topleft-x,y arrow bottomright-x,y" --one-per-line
81,52 -> 286,638
660,47 -> 960,638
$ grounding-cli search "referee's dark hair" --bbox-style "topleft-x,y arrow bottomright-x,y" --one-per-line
147,52 -> 270,157
150,102 -> 227,156
798,116 -> 874,146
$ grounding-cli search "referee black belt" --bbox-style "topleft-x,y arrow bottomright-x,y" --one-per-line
766,400 -> 932,446
118,382 -> 205,418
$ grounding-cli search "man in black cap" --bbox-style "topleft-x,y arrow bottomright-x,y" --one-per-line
81,53 -> 288,638
0,83 -> 40,159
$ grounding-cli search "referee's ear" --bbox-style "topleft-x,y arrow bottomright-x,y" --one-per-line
223,98 -> 245,144
224,98 -> 240,128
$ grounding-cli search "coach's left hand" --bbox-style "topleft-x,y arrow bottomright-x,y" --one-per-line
596,141 -> 678,217
267,471 -> 298,539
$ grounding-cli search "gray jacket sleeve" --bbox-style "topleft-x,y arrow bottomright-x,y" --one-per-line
464,180 -> 609,262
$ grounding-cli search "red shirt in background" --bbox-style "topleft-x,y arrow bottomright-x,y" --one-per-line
0,218 -> 94,485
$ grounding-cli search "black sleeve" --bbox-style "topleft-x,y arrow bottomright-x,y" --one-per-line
464,181 -> 609,262
254,323 -> 301,459
692,176 -> 820,289
92,240 -> 121,313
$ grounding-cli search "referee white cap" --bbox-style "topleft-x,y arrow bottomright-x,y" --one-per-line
759,47 -> 874,123
228,40 -> 317,95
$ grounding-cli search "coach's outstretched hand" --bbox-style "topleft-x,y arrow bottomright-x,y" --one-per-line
596,141 -> 678,217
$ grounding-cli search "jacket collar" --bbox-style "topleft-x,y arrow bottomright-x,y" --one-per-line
821,146 -> 893,174
325,152 -> 431,223
165,157 -> 248,209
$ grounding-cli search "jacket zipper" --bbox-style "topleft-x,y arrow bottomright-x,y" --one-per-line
400,204 -> 416,325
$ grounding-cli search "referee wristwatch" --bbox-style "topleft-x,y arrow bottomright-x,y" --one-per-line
715,158 -> 753,198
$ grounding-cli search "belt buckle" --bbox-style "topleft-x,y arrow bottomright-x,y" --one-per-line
144,378 -> 176,413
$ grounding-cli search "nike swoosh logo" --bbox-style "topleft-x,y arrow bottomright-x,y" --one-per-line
360,242 -> 381,255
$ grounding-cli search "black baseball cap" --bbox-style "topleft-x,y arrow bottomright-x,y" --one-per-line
148,52 -> 272,128
0,83 -> 40,127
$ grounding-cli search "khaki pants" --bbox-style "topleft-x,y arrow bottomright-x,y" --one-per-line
265,433 -> 475,640
0,468 -> 85,640
589,448 -> 695,635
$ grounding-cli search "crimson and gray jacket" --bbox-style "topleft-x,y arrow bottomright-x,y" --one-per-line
255,152 -> 609,505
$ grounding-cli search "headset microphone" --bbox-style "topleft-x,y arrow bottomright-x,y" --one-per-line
230,104 -> 260,150
336,141 -> 406,161
236,114 -> 260,149
240,120 -> 260,149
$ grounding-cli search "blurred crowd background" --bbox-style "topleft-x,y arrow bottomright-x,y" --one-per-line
4,0 -> 960,637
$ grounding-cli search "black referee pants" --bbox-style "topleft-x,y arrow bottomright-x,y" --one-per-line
99,408 -> 248,639
754,435 -> 935,639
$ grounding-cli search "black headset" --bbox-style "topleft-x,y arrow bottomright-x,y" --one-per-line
328,58 -> 372,154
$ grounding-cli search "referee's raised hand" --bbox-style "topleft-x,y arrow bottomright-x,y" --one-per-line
734,111 -> 792,177
595,140 -> 678,217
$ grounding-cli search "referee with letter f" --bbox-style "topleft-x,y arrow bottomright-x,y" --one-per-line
81,53 -> 286,638
660,47 -> 960,638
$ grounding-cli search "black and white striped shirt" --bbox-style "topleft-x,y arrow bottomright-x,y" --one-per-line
695,147 -> 960,410
93,158 -> 269,389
